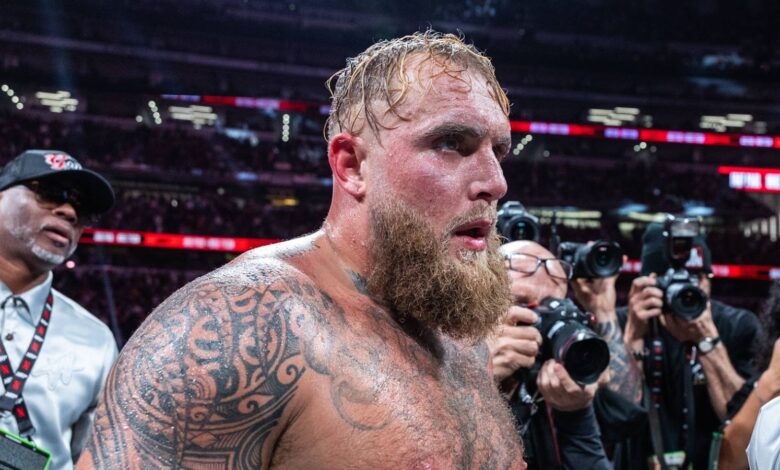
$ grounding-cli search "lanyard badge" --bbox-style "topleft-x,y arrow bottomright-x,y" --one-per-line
0,289 -> 53,437
0,427 -> 52,469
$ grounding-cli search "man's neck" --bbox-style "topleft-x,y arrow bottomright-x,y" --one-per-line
0,256 -> 49,295
321,219 -> 370,284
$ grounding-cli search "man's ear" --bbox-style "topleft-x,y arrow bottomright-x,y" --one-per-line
328,132 -> 367,199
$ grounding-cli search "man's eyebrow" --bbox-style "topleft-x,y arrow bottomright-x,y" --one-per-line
421,122 -> 486,140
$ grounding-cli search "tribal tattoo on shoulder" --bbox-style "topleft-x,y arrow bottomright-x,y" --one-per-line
83,262 -> 378,469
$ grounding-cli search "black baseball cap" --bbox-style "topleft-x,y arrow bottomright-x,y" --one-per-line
640,222 -> 712,276
0,149 -> 115,214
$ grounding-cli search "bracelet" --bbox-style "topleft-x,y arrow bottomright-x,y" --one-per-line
631,348 -> 647,362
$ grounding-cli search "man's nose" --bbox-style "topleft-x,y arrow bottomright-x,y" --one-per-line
469,150 -> 508,203
53,202 -> 78,225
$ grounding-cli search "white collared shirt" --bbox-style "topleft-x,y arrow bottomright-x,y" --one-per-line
0,273 -> 117,469
748,395 -> 780,470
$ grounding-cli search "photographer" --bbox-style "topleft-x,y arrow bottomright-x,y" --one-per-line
611,221 -> 759,470
488,240 -> 610,470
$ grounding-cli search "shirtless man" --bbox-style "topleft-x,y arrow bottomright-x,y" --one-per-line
77,31 -> 525,469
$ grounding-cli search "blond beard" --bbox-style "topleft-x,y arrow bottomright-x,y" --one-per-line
366,199 -> 510,342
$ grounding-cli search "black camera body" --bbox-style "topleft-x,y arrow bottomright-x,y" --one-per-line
558,241 -> 623,279
496,201 -> 540,243
529,297 -> 610,385
658,215 -> 708,320
656,268 -> 707,321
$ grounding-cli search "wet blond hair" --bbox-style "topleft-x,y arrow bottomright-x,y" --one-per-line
325,30 -> 510,141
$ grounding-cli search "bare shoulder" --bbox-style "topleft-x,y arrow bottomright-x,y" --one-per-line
80,243 -> 334,469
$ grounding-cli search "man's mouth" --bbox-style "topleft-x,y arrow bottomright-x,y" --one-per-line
452,219 -> 493,251
42,226 -> 72,248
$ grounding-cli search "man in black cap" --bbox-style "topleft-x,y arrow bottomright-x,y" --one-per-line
0,150 -> 117,469
607,221 -> 759,470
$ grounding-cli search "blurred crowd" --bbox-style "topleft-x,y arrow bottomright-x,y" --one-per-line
0,111 -> 775,347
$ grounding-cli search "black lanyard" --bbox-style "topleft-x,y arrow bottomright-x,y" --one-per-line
0,289 -> 53,436
646,318 -> 697,470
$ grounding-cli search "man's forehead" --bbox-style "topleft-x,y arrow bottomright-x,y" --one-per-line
503,241 -> 553,259
522,246 -> 554,259
393,81 -> 508,139
402,61 -> 494,101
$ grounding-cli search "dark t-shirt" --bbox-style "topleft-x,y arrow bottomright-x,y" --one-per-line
510,395 -> 611,470
611,299 -> 759,470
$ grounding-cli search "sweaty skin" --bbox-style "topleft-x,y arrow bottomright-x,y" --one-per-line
79,236 -> 524,469
78,53 -> 525,469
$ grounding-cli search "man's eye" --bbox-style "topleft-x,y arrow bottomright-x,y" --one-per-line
494,145 -> 509,162
436,135 -> 462,152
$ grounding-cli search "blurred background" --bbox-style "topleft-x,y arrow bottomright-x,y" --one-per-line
3,0 -> 780,345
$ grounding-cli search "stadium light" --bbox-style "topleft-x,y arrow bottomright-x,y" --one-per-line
35,90 -> 78,113
700,114 -> 753,132
168,105 -> 216,128
588,107 -> 645,126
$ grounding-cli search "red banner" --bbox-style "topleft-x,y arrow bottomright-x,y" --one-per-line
80,229 -> 278,252
509,120 -> 780,149
79,229 -> 780,280
620,260 -> 780,281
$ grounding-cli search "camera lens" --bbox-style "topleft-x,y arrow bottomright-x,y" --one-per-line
583,241 -> 622,278
666,283 -> 707,320
551,324 -> 610,385
508,217 -> 538,243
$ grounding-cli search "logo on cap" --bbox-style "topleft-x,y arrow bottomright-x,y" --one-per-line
686,246 -> 704,269
44,153 -> 82,171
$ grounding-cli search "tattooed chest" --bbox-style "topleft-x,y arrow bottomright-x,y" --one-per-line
283,306 -> 524,469
275,352 -> 523,469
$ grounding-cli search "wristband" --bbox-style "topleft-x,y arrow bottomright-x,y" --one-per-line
631,348 -> 647,362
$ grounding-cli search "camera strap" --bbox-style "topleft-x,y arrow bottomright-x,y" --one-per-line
646,319 -> 697,470
680,346 -> 697,470
514,382 -> 541,436
646,318 -> 671,470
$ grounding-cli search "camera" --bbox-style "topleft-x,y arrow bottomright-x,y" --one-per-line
558,241 -> 623,279
496,201 -> 540,242
529,297 -> 610,385
657,215 -> 708,320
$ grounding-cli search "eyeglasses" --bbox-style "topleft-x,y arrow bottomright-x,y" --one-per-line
22,180 -> 99,226
505,253 -> 573,280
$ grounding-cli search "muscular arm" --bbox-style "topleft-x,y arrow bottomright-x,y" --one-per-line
698,343 -> 745,420
77,265 -> 314,469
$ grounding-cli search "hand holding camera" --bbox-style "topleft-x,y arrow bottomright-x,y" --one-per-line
626,215 -> 712,346
489,299 -> 607,411
625,274 -> 664,342
537,359 -> 600,412
529,298 -> 610,386
662,301 -> 718,345
488,306 -> 543,383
